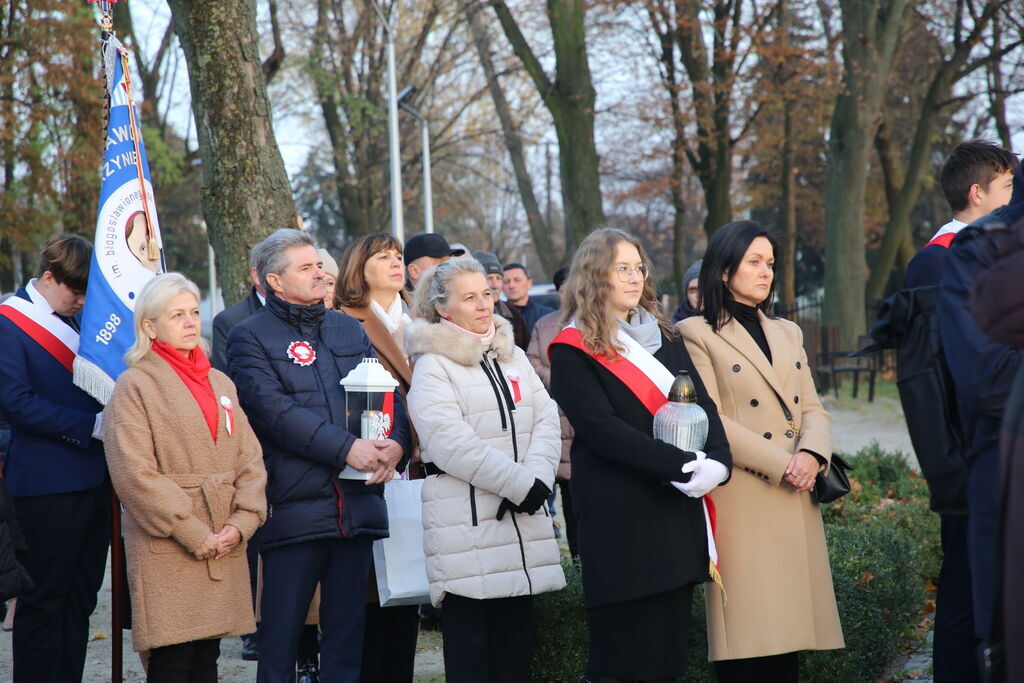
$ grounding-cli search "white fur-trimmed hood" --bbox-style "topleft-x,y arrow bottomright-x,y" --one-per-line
404,314 -> 515,366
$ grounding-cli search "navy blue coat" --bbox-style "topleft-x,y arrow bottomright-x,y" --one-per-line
226,294 -> 412,550
939,226 -> 1021,454
0,289 -> 106,497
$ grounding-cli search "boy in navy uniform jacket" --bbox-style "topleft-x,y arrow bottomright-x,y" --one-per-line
904,140 -> 1018,682
0,235 -> 109,682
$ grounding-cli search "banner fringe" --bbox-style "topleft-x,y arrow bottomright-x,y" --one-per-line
73,355 -> 115,406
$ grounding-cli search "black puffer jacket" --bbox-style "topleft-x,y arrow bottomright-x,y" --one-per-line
227,295 -> 411,550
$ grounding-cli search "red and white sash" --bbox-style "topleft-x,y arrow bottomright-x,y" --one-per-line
923,218 -> 966,249
0,295 -> 80,373
550,321 -> 724,592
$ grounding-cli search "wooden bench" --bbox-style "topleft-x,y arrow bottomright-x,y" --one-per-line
816,327 -> 879,401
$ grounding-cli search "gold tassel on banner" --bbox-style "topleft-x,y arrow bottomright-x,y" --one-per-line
709,559 -> 727,606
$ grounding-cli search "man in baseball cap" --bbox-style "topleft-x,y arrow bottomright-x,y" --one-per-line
404,234 -> 465,290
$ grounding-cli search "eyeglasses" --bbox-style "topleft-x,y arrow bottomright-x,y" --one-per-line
612,265 -> 649,282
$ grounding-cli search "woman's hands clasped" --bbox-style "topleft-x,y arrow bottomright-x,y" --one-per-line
784,450 -> 819,492
193,524 -> 243,561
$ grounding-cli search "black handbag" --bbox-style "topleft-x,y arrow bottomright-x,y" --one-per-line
812,453 -> 852,504
769,391 -> 852,504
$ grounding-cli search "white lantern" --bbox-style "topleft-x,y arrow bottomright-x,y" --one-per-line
338,358 -> 399,480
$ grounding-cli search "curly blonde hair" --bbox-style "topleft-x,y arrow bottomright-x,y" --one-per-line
560,227 -> 673,357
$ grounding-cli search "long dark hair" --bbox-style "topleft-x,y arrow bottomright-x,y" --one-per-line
698,220 -> 779,332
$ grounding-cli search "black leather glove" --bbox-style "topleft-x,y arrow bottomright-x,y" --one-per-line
515,478 -> 551,515
496,499 -> 517,521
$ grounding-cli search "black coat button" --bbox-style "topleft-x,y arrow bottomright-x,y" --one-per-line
763,432 -> 772,440
750,399 -> 759,407
796,361 -> 802,369
785,430 -> 795,438
794,396 -> 800,404
732,364 -> 741,373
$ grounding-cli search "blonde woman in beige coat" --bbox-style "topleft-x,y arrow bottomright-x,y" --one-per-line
678,222 -> 843,681
104,273 -> 267,682
405,258 -> 565,683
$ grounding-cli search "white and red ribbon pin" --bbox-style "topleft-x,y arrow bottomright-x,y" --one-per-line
286,340 -> 316,366
506,373 -> 522,403
220,396 -> 235,436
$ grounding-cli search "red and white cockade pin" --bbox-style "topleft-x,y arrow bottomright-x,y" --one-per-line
506,372 -> 522,403
286,340 -> 316,366
220,396 -> 235,436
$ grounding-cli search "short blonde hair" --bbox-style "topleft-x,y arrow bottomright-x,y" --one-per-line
124,273 -> 203,366
410,258 -> 486,322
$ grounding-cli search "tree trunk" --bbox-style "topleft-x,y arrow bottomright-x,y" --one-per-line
823,0 -> 908,348
490,0 -> 606,255
166,0 -> 297,306
864,0 -> 1004,303
776,0 -> 796,312
468,6 -> 558,277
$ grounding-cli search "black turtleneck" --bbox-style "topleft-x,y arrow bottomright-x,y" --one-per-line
727,300 -> 771,364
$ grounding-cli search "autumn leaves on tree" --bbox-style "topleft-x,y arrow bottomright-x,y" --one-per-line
1,0 -> 1022,334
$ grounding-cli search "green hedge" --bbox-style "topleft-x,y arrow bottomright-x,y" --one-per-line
532,444 -> 940,682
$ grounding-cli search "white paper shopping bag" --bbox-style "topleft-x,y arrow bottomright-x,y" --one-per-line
373,478 -> 430,606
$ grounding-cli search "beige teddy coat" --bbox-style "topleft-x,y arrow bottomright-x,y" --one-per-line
104,352 -> 267,652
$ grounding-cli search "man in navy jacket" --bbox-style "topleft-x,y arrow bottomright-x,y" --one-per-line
0,235 -> 109,682
227,229 -> 411,682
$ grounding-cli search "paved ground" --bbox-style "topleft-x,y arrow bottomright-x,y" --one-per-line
0,383 -> 934,682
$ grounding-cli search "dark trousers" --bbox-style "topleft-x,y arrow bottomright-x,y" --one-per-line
713,652 -> 799,683
967,445 -> 1001,642
933,513 -> 979,682
559,480 -> 579,559
147,638 -> 221,683
360,603 -> 419,682
12,486 -> 109,683
257,537 -> 372,683
442,593 -> 533,683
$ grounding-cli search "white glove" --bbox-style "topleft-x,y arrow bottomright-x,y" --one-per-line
92,412 -> 105,442
672,451 -> 728,498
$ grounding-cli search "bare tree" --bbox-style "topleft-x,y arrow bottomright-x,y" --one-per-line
823,0 -> 909,346
466,4 -> 560,275
489,0 -> 606,254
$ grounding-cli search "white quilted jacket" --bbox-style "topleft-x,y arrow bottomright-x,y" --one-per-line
406,315 -> 566,606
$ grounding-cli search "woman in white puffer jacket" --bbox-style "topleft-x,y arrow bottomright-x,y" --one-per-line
405,257 -> 565,682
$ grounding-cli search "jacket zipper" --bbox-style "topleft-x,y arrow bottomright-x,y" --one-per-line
469,485 -> 478,526
509,512 -> 533,595
481,357 -> 531,589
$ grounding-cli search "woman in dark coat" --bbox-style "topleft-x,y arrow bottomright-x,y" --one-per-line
549,227 -> 731,682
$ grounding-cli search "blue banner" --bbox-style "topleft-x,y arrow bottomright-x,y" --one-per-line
74,35 -> 163,404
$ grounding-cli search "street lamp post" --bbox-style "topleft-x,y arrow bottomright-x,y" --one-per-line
398,88 -> 433,234
368,0 -> 404,242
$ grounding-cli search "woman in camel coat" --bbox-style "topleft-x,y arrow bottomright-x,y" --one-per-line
678,221 -> 843,681
104,273 -> 267,680
335,232 -> 419,682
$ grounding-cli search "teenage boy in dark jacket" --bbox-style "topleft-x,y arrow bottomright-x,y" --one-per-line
227,229 -> 411,682
935,146 -> 1022,678
902,140 -> 1017,683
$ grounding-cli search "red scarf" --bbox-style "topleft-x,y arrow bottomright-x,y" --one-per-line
152,340 -> 218,442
